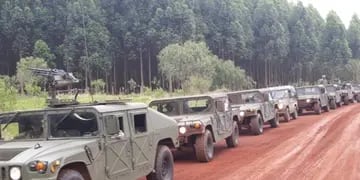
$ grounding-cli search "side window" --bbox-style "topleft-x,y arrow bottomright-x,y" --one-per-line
134,114 -> 147,134
118,117 -> 124,132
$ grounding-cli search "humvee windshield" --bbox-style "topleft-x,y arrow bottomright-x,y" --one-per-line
150,97 -> 212,116
326,86 -> 336,92
342,84 -> 351,90
296,87 -> 320,96
0,112 -> 45,141
48,110 -> 98,138
0,109 -> 99,141
270,90 -> 289,100
228,91 -> 264,104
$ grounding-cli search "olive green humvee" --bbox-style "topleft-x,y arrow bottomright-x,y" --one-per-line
149,94 -> 240,162
265,86 -> 299,122
0,101 -> 178,180
340,83 -> 355,105
296,85 -> 330,114
325,84 -> 342,109
228,89 -> 280,135
352,84 -> 360,102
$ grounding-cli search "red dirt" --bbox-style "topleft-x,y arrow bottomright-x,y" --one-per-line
171,103 -> 360,180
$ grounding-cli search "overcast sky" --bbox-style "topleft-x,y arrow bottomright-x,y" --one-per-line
289,0 -> 359,27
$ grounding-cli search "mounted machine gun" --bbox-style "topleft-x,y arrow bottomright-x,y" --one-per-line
29,68 -> 80,107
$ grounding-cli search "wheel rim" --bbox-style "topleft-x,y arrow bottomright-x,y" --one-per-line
206,135 -> 214,158
161,155 -> 171,178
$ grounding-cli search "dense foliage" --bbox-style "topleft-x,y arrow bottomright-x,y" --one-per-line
0,0 -> 360,92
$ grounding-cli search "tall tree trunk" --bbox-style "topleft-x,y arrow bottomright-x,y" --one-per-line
123,56 -> 127,92
139,47 -> 144,93
113,58 -> 116,94
148,50 -> 151,87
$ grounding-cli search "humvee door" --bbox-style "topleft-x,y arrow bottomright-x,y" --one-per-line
103,113 -> 132,178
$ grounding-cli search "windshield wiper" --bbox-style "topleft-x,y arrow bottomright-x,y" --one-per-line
54,109 -> 74,129
1,112 -> 20,131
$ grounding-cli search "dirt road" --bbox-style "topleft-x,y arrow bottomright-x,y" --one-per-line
172,103 -> 360,180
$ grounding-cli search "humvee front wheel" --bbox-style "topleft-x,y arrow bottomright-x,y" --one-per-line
344,97 -> 349,105
314,102 -> 321,115
270,110 -> 280,128
324,104 -> 330,112
58,169 -> 85,180
356,96 -> 360,102
226,122 -> 239,148
250,113 -> 263,135
195,129 -> 214,162
283,108 -> 291,122
292,107 -> 298,119
147,145 -> 174,180
329,100 -> 336,109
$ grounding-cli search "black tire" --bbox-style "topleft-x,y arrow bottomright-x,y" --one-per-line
314,102 -> 321,115
250,113 -> 263,135
58,169 -> 85,180
292,107 -> 298,119
226,122 -> 239,148
283,108 -> 291,122
356,95 -> 360,102
324,104 -> 330,112
194,129 -> 214,162
298,108 -> 303,115
270,110 -> 280,128
337,102 -> 342,107
146,145 -> 174,180
329,100 -> 336,109
344,97 -> 349,105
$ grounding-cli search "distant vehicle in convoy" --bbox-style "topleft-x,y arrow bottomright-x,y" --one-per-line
296,85 -> 330,114
228,89 -> 280,135
340,83 -> 355,105
353,84 -> 360,102
0,101 -> 179,180
325,84 -> 342,109
149,94 -> 240,162
265,86 -> 298,122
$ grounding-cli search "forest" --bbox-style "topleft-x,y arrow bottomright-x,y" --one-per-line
0,0 -> 360,93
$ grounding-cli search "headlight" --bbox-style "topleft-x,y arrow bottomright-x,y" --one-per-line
306,99 -> 311,103
239,111 -> 245,117
278,104 -> 284,109
179,127 -> 187,134
10,167 -> 21,180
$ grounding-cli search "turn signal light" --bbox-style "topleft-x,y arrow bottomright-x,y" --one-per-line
193,123 -> 201,129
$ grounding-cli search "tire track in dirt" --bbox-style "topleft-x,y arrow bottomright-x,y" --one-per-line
220,104 -> 360,180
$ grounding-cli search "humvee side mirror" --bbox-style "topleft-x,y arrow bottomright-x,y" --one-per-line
104,116 -> 119,135
215,101 -> 225,112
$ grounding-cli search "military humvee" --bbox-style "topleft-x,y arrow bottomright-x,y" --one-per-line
149,94 -> 240,162
352,84 -> 360,102
0,101 -> 179,180
296,85 -> 329,114
340,83 -> 355,105
325,84 -> 342,109
264,86 -> 298,122
228,89 -> 280,135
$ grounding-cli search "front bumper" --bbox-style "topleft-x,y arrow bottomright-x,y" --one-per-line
298,100 -> 315,110
0,163 -> 57,180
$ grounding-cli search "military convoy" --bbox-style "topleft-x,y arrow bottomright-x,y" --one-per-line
149,94 -> 240,162
227,89 -> 280,135
1,68 -> 360,180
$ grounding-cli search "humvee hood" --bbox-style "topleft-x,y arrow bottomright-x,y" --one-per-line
298,95 -> 320,100
0,139 -> 96,163
328,92 -> 336,96
172,114 -> 211,122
